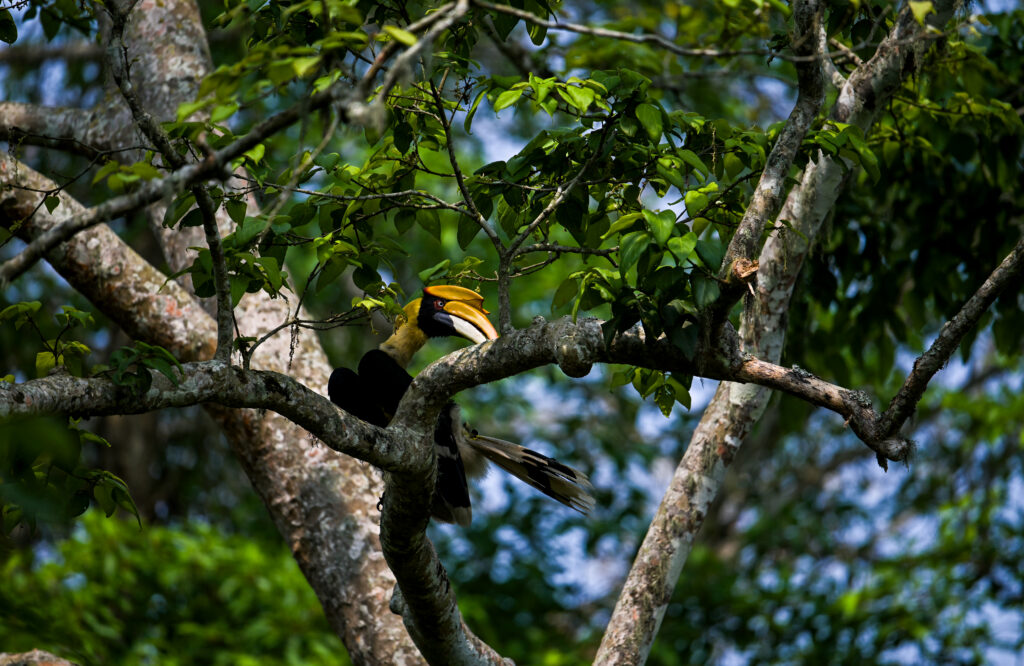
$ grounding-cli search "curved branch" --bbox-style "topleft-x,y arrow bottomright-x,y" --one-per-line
0,362 -> 399,469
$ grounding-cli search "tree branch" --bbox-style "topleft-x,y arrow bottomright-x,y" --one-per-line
472,0 -> 799,61
105,0 -> 234,362
714,0 -> 825,319
0,102 -> 129,158
0,361 -> 400,467
879,234 -> 1024,438
0,41 -> 103,65
593,1 -> 963,662
427,78 -> 501,248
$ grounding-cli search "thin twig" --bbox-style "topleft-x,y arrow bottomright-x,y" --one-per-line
427,77 -> 501,248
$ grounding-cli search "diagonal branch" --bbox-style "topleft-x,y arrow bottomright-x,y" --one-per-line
713,0 -> 825,319
427,78 -> 501,248
593,1 -> 964,663
879,234 -> 1024,438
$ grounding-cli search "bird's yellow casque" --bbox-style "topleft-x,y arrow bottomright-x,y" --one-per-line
329,285 -> 593,526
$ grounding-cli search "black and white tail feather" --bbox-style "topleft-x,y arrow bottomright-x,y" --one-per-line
432,404 -> 595,526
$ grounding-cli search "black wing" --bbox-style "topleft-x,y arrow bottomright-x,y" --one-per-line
328,367 -> 388,426
357,349 -> 413,420
330,350 -> 473,526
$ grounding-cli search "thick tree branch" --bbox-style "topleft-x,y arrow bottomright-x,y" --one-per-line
0,41 -> 103,64
0,362 -> 400,469
0,102 -> 128,158
714,0 -> 825,319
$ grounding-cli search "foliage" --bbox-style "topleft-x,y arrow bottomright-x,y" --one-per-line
0,510 -> 348,665
2,0 -> 1024,664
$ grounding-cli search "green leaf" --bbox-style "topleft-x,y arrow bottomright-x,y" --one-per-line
382,25 -> 417,46
654,385 -> 675,417
92,160 -> 120,186
668,375 -> 692,409
667,232 -> 697,261
562,84 -> 595,113
723,153 -> 744,179
418,259 -> 450,283
696,239 -> 726,272
417,146 -> 453,175
527,20 -> 547,45
457,217 -> 481,250
243,143 -> 266,164
179,208 -> 205,228
635,104 -> 663,142
684,190 -> 708,219
0,9 -> 17,44
493,89 -> 524,112
394,208 -> 417,234
94,483 -> 116,517
691,274 -> 720,308
43,196 -> 60,213
619,231 -> 653,272
418,209 -> 441,241
644,209 -> 675,247
291,56 -> 321,78
176,98 -> 210,122
0,301 -> 41,326
36,351 -> 56,378
230,277 -> 248,307
602,213 -> 643,239
552,278 -> 578,311
677,149 -> 709,179
210,102 -> 240,124
908,1 -> 933,24
226,199 -> 247,225
464,88 -> 488,134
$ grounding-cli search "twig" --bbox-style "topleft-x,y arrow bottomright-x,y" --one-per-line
427,77 -> 501,248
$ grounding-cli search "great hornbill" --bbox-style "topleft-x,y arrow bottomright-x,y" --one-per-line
328,285 -> 594,526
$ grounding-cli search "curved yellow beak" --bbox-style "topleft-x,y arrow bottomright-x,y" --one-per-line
424,285 -> 498,342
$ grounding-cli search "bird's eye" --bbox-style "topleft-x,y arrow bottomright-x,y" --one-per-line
434,299 -> 446,309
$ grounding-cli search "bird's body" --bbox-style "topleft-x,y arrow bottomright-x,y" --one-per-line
329,285 -> 593,526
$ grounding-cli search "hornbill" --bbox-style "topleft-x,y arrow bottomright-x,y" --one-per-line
328,285 -> 594,526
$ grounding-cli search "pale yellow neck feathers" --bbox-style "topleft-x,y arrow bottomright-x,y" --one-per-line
378,300 -> 427,368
